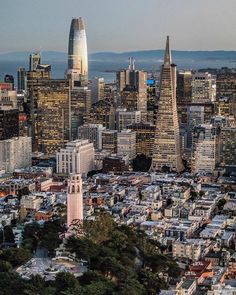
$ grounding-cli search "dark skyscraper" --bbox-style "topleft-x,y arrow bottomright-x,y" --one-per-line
4,75 -> 14,89
152,37 -> 184,172
17,68 -> 27,91
68,17 -> 88,85
29,53 -> 41,71
0,108 -> 19,140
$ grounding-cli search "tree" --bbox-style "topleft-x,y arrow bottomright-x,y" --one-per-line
132,154 -> 152,172
0,272 -> 27,295
0,260 -> 12,272
0,247 -> 32,267
54,272 -> 79,293
18,187 -> 30,198
217,198 -> 226,209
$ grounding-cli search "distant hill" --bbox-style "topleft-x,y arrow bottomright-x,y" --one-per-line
1,50 -> 236,63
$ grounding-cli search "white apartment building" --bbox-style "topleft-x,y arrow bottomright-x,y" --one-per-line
116,108 -> 141,131
20,195 -> 43,211
117,129 -> 136,160
172,239 -> 201,261
0,136 -> 32,173
57,139 -> 94,176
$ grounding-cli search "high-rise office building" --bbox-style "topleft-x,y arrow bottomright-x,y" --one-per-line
127,122 -> 155,157
0,136 -> 32,173
36,79 -> 70,155
78,123 -> 105,150
91,77 -> 105,104
86,100 -> 115,129
220,127 -> 236,166
0,107 -> 19,140
152,37 -> 184,172
70,87 -> 91,139
216,71 -> 236,100
17,68 -> 27,91
29,53 -> 41,71
191,72 -> 215,104
67,174 -> 83,227
26,61 -> 51,147
57,139 -> 94,176
176,70 -> 192,125
101,130 -> 117,153
68,17 -> 88,85
116,108 -> 141,131
117,58 -> 147,121
117,130 -> 136,160
216,71 -> 236,118
191,124 -> 220,174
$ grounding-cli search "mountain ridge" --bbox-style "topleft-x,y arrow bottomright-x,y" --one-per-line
1,50 -> 236,62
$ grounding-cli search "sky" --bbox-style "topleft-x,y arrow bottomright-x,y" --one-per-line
1,0 -> 236,53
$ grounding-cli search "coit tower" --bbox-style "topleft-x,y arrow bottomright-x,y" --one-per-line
68,17 -> 88,82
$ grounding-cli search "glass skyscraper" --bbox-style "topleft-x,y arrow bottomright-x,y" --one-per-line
68,17 -> 88,83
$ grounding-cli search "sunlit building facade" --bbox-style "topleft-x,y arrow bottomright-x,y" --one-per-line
68,17 -> 88,84
36,79 -> 70,155
152,37 -> 184,172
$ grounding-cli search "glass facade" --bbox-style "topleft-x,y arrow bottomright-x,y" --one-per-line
68,18 -> 88,82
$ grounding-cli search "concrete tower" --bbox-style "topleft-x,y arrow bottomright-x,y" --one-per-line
68,17 -> 88,84
152,37 -> 184,172
67,174 -> 83,227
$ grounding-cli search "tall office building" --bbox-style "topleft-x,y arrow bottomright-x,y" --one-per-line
91,77 -> 105,104
191,124 -> 220,174
176,70 -> 192,125
152,37 -> 184,172
29,53 -> 41,71
71,87 -> 91,139
36,79 -> 70,155
101,130 -> 117,153
220,127 -> 236,166
127,122 -> 155,157
191,72 -> 215,104
78,123 -> 105,150
17,68 -> 27,91
26,60 -> 51,147
0,107 -> 19,140
57,139 -> 94,176
67,174 -> 83,227
86,100 -> 115,129
68,17 -> 88,85
0,136 -> 32,173
116,108 -> 141,131
117,130 -> 136,160
117,58 -> 147,121
216,71 -> 236,118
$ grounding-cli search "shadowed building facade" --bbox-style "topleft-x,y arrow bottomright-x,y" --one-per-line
152,37 -> 184,172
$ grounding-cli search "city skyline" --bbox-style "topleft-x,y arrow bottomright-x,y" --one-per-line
1,0 -> 236,53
